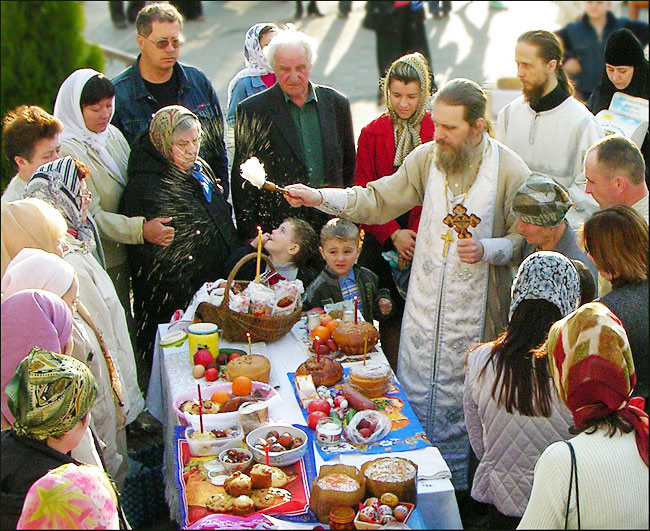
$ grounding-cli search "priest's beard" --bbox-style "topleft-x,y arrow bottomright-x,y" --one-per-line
435,135 -> 477,175
522,81 -> 547,108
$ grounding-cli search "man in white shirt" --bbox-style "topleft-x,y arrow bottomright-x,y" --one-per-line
585,135 -> 649,223
497,30 -> 604,230
1,106 -> 62,203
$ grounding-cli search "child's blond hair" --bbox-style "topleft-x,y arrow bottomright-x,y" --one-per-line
320,218 -> 359,247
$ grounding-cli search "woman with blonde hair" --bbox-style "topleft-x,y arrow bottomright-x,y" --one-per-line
581,205 -> 649,408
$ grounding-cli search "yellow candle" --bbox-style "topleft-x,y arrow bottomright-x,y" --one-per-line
247,332 -> 252,356
363,330 -> 368,365
256,226 -> 262,283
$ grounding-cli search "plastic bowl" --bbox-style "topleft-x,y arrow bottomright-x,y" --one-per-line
185,425 -> 243,456
246,424 -> 308,467
218,447 -> 253,474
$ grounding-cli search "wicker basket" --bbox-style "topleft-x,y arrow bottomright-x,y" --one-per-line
194,253 -> 302,342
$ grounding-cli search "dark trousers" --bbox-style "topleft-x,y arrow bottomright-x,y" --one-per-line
170,1 -> 203,20
487,504 -> 522,530
339,1 -> 352,14
109,1 -> 145,23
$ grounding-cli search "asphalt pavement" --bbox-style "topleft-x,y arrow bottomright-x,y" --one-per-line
83,0 -> 579,140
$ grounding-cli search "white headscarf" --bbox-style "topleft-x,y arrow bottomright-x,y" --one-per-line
227,23 -> 276,109
54,69 -> 124,184
2,248 -> 75,300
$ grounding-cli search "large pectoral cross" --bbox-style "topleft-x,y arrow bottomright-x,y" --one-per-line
443,204 -> 481,240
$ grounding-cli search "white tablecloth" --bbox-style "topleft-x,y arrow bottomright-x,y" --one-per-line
146,323 -> 462,529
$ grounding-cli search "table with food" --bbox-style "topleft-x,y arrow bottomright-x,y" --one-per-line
145,263 -> 463,530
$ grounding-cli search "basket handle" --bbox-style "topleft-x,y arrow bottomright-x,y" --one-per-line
221,252 -> 276,308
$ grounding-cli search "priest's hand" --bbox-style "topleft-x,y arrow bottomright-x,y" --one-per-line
457,237 -> 484,264
285,184 -> 323,208
391,229 -> 417,261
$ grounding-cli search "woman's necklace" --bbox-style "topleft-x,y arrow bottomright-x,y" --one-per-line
440,151 -> 485,258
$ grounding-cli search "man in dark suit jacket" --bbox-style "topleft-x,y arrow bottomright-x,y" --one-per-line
231,28 -> 355,241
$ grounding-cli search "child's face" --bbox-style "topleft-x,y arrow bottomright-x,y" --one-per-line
320,238 -> 360,277
264,221 -> 298,256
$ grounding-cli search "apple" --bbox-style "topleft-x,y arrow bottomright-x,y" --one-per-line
311,307 -> 326,315
320,314 -> 333,326
307,410 -> 327,430
204,367 -> 219,381
228,352 -> 242,362
308,398 -> 331,415
357,418 -> 371,431
193,349 -> 214,368
358,427 -> 372,438
216,352 -> 229,366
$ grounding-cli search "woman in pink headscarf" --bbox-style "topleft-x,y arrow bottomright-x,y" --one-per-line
1,289 -> 73,427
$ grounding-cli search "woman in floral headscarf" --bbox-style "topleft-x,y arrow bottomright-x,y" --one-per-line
0,347 -> 110,530
120,105 -> 240,361
353,51 -> 436,370
519,302 -> 649,529
463,252 -> 579,529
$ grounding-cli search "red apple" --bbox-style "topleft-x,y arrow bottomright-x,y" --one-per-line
320,314 -> 333,326
307,410 -> 327,430
358,427 -> 372,438
204,367 -> 219,381
308,398 -> 331,415
193,349 -> 214,368
228,352 -> 242,362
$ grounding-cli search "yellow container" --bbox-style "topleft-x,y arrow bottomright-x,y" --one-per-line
187,322 -> 219,364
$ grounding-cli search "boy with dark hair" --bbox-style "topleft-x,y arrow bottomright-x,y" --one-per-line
2,106 -> 63,203
304,218 -> 393,322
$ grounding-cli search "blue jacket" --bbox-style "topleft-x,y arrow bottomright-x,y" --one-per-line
226,75 -> 270,126
111,56 -> 229,196
556,12 -> 648,97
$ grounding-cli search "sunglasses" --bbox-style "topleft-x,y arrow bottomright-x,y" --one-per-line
141,35 -> 184,49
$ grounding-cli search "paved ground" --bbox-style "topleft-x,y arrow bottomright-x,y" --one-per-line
83,0 -> 588,139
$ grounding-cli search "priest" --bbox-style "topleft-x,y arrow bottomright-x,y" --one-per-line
285,78 -> 530,490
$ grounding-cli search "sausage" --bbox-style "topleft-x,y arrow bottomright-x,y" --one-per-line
219,395 -> 259,413
340,386 -> 378,411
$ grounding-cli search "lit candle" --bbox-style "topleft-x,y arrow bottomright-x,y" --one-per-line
256,226 -> 262,283
197,384 -> 204,433
354,296 -> 358,325
363,330 -> 368,366
246,332 -> 252,356
314,336 -> 321,363
264,440 -> 270,466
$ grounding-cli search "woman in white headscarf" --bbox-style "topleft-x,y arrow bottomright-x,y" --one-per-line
54,69 -> 174,327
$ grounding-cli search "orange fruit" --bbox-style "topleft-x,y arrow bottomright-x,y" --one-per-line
211,390 -> 231,404
310,325 -> 331,342
325,320 -> 340,333
231,376 -> 253,397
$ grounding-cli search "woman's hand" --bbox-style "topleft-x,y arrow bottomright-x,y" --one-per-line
284,184 -> 323,208
143,217 -> 175,247
391,229 -> 417,261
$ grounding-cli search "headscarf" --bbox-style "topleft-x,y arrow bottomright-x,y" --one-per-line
1,290 -> 74,425
383,52 -> 432,167
509,251 -> 581,321
588,29 -> 649,114
546,302 -> 649,466
512,173 -> 574,227
149,105 -> 200,162
2,247 -> 75,299
17,463 -> 119,530
6,347 -> 97,441
227,23 -> 276,109
1,198 -> 67,276
25,156 -> 105,267
53,69 -> 124,183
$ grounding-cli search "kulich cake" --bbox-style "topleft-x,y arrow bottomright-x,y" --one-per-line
223,471 -> 252,497
295,357 -> 343,387
206,492 -> 235,512
332,321 -> 379,355
226,354 -> 270,383
361,457 -> 418,504
231,494 -> 255,515
309,464 -> 366,523
250,463 -> 273,489
349,362 -> 393,398
251,487 -> 292,509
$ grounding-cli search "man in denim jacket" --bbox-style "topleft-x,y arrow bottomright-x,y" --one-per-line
111,3 -> 229,196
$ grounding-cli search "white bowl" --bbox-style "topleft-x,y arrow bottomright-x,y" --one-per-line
245,424 -> 308,467
218,447 -> 253,474
185,425 -> 243,456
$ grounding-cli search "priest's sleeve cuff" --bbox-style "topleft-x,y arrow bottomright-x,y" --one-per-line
317,189 -> 347,215
480,237 -> 513,265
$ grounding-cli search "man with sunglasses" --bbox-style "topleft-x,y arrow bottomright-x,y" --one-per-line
111,3 -> 229,196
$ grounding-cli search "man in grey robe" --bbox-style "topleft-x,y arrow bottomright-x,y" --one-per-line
286,79 -> 530,490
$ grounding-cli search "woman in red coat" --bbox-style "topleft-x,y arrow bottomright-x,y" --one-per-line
354,51 -> 435,370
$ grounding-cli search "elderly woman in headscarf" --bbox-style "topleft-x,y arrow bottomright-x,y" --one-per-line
352,51 -> 436,370
0,342 -> 109,528
463,252 -> 579,529
120,105 -> 240,361
519,302 -> 649,529
53,69 -> 174,327
21,159 -> 144,423
2,247 -> 129,488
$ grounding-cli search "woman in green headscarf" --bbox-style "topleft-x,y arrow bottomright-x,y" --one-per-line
120,105 -> 240,367
0,347 -> 106,529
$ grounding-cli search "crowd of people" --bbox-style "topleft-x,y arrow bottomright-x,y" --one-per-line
1,1 -> 648,529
